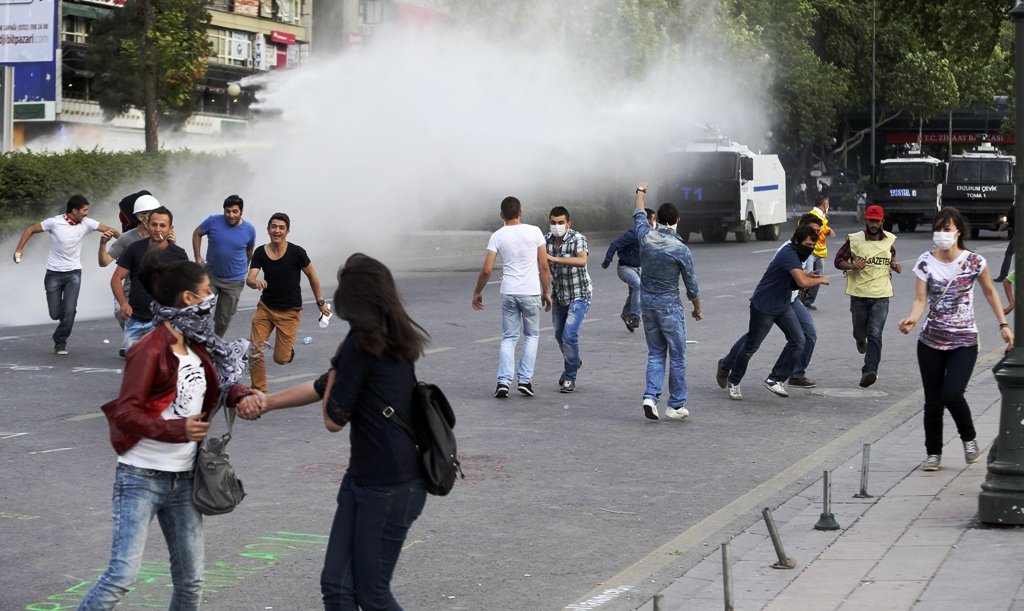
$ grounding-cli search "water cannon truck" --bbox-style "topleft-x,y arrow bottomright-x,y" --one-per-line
942,136 -> 1015,238
654,136 -> 787,243
872,147 -> 944,233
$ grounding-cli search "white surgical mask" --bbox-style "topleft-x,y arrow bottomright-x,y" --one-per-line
550,224 -> 567,238
932,231 -> 958,251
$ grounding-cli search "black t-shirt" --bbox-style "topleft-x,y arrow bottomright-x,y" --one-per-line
249,243 -> 311,311
117,240 -> 189,321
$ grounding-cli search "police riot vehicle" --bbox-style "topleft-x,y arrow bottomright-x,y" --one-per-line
872,147 -> 944,233
942,138 -> 1014,238
655,135 -> 787,243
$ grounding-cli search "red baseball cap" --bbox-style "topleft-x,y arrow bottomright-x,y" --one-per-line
865,205 -> 885,221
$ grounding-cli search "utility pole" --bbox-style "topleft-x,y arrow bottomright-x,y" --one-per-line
979,0 -> 1024,525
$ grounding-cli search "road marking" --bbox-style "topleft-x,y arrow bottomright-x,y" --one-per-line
267,372 -> 319,384
486,280 -> 501,285
0,336 -> 20,341
29,447 -> 72,454
565,347 -> 1012,609
67,413 -> 105,422
1,432 -> 28,439
751,248 -> 778,254
425,347 -> 454,355
473,319 -> 602,343
714,294 -> 734,298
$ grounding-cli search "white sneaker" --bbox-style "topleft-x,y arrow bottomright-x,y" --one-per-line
763,378 -> 789,397
642,398 -> 659,420
665,406 -> 689,420
727,383 -> 742,400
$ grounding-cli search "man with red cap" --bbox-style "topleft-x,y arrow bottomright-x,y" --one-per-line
833,204 -> 902,387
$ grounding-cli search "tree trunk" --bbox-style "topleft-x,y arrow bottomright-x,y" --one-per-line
917,113 -> 923,149
947,110 -> 953,161
143,0 -> 159,154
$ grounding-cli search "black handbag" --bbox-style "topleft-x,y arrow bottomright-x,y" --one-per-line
192,402 -> 246,515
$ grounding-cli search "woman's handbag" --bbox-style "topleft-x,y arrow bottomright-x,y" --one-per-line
193,402 -> 246,515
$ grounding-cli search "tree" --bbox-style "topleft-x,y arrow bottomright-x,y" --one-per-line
86,0 -> 211,153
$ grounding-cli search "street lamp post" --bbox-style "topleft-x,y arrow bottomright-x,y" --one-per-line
979,0 -> 1024,525
870,0 -> 876,185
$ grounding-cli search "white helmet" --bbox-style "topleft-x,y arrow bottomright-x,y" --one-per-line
133,194 -> 160,214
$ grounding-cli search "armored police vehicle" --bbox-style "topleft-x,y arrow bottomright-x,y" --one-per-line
655,136 -> 787,243
872,148 -> 944,233
942,139 -> 1014,238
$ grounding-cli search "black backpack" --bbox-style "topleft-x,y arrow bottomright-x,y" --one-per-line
372,381 -> 464,496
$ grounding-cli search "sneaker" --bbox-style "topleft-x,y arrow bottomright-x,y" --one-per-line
494,383 -> 510,398
727,383 -> 742,400
642,398 -> 659,420
787,377 -> 817,389
716,359 -> 729,389
763,378 -> 789,397
859,371 -> 877,388
665,406 -> 689,420
118,348 -> 126,358
517,382 -> 535,397
921,454 -> 941,471
560,379 -> 575,393
805,303 -> 818,311
621,315 -> 634,333
558,372 -> 565,386
964,439 -> 982,464
54,343 -> 68,355
855,339 -> 867,354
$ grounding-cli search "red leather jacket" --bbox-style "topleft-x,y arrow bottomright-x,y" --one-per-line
102,323 -> 252,455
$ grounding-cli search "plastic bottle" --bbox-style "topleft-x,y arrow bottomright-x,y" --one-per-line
302,336 -> 313,345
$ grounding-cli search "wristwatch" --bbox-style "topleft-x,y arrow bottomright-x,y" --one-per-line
316,299 -> 326,307
636,187 -> 647,193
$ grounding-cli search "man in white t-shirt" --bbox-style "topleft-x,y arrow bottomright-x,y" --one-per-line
13,194 -> 119,354
472,196 -> 552,398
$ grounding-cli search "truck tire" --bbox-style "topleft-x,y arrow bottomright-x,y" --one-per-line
971,227 -> 981,240
755,223 -> 781,241
736,218 -> 754,243
701,226 -> 728,243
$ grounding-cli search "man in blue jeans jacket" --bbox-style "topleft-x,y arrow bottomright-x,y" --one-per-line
602,208 -> 656,332
633,181 -> 702,421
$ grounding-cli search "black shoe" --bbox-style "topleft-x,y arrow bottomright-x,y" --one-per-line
118,348 -> 126,358
716,359 -> 729,389
494,383 -> 510,398
517,382 -> 535,397
994,276 -> 1006,283
54,343 -> 68,355
560,380 -> 575,393
787,376 -> 817,389
805,303 -> 818,311
856,339 -> 867,354
859,371 -> 877,388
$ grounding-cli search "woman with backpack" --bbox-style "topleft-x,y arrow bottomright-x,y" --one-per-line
898,208 -> 1013,472
239,253 -> 430,611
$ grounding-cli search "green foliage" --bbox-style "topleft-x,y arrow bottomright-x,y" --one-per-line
86,0 -> 212,150
0,150 -> 251,233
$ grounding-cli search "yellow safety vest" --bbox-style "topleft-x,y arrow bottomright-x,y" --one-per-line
808,207 -> 829,258
845,231 -> 897,298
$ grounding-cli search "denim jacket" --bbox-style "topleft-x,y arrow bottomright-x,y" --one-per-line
633,208 -> 700,306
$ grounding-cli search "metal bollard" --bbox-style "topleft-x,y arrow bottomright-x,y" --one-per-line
722,542 -> 734,611
814,470 -> 841,531
653,593 -> 665,611
853,443 -> 874,498
762,508 -> 797,569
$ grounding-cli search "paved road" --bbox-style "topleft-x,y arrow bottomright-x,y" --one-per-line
2,221 -> 1013,610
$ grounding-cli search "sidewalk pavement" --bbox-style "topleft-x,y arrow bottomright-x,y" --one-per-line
640,364 -> 1024,611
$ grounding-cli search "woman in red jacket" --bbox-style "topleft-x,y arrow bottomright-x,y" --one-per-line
79,252 -> 252,611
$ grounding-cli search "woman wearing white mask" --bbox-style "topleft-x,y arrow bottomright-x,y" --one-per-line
898,208 -> 1012,472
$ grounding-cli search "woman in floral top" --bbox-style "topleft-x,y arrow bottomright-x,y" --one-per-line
898,208 -> 1013,472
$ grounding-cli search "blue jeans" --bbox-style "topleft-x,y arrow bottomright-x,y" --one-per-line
552,299 -> 590,381
616,265 -> 641,323
44,269 -> 81,345
790,300 -> 817,378
851,297 -> 889,374
802,255 -> 824,305
321,475 -> 427,611
78,463 -> 203,611
123,317 -> 156,352
723,304 -> 805,385
498,294 -> 542,385
641,301 -> 688,407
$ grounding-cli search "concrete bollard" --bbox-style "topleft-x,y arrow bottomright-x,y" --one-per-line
814,470 -> 841,531
762,507 -> 797,569
853,443 -> 874,498
653,593 -> 665,611
722,542 -> 734,611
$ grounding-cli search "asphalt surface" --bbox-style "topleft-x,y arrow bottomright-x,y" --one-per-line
1,218 -> 1014,610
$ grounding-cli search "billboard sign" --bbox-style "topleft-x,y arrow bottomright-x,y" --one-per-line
1,0 -> 56,64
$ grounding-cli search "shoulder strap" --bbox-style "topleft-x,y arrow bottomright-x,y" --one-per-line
366,386 -> 418,446
928,255 -> 968,317
203,396 -> 235,441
